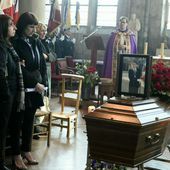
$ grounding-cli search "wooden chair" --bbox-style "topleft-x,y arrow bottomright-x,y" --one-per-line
51,59 -> 75,95
33,96 -> 51,147
65,56 -> 77,72
56,58 -> 74,74
52,73 -> 84,138
51,61 -> 63,95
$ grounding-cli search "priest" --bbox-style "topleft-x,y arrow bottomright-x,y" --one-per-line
103,16 -> 137,80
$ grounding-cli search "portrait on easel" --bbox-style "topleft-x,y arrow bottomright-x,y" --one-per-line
115,54 -> 152,99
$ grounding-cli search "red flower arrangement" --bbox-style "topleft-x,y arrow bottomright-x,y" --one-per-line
75,60 -> 100,87
151,59 -> 170,97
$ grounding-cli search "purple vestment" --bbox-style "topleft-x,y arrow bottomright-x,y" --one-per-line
103,30 -> 137,78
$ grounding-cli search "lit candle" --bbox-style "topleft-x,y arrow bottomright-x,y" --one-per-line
88,106 -> 95,113
160,43 -> 164,58
144,42 -> 148,55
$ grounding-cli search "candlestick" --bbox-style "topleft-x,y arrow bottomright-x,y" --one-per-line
144,42 -> 148,55
160,43 -> 164,58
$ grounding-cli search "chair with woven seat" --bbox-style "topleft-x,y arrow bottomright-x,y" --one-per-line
33,96 -> 51,147
52,73 -> 84,138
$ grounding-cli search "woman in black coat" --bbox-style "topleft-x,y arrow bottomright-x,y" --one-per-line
0,14 -> 24,170
11,12 -> 47,169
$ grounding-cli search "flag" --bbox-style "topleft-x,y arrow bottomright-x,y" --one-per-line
75,1 -> 80,30
63,0 -> 71,28
0,0 -> 19,23
13,0 -> 19,23
47,0 -> 61,34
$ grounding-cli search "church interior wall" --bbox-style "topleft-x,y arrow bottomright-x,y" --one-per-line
73,0 -> 166,61
19,0 -> 167,61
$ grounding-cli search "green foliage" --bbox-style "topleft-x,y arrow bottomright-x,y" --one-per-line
75,60 -> 100,87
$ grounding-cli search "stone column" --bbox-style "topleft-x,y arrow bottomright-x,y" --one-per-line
19,0 -> 46,23
87,0 -> 97,33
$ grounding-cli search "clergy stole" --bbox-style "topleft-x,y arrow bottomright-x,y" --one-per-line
111,31 -> 131,90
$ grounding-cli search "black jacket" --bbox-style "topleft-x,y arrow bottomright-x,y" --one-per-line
0,42 -> 17,101
41,38 -> 56,62
13,36 -> 47,109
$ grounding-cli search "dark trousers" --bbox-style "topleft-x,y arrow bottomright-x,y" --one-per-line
9,108 -> 36,155
0,95 -> 14,165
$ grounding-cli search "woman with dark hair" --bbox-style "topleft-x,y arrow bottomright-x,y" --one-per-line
11,12 -> 47,169
0,14 -> 24,170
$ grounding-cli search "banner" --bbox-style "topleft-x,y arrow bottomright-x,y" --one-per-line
75,1 -> 80,30
0,0 -> 19,23
47,0 -> 61,34
63,0 -> 71,28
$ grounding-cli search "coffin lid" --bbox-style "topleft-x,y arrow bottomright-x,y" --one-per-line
85,97 -> 170,125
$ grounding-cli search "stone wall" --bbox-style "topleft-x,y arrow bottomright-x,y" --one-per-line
19,0 -> 168,60
72,0 -> 167,61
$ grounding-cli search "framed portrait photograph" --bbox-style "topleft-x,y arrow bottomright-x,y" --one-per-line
115,54 -> 152,99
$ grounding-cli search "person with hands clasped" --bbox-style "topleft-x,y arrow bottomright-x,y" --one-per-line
11,12 -> 47,170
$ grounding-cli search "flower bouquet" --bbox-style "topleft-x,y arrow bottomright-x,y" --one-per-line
75,60 -> 100,99
151,59 -> 170,99
75,60 -> 100,87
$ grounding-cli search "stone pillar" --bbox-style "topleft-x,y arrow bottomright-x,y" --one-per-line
19,0 -> 46,23
87,0 -> 97,33
148,0 -> 165,54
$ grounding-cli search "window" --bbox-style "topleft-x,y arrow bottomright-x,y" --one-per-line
45,0 -> 62,25
45,0 -> 88,26
70,0 -> 89,26
97,0 -> 118,27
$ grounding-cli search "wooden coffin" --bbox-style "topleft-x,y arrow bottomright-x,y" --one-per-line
84,97 -> 170,167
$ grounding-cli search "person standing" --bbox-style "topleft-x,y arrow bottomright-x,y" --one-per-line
36,22 -> 56,99
128,61 -> 142,94
103,16 -> 137,90
62,28 -> 75,58
0,14 -> 24,170
11,12 -> 47,169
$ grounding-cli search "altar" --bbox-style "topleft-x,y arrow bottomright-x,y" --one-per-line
152,55 -> 170,65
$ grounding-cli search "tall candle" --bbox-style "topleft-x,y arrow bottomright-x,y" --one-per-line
160,43 -> 164,58
144,42 -> 148,55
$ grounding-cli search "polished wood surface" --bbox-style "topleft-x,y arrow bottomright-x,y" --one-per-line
85,98 -> 170,167
5,97 -> 170,170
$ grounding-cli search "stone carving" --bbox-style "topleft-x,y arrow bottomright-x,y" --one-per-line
129,13 -> 141,44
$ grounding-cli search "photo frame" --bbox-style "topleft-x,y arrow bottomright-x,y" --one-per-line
115,54 -> 152,99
